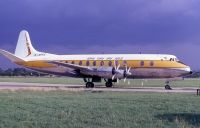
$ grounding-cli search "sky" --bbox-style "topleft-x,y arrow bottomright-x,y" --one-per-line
0,0 -> 200,69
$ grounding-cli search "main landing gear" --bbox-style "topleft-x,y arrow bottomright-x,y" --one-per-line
165,81 -> 172,90
86,82 -> 94,88
84,78 -> 94,88
105,79 -> 113,88
84,78 -> 114,88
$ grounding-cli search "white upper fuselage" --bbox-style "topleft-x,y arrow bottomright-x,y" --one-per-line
25,53 -> 177,61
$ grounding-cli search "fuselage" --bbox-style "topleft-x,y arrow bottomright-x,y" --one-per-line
16,53 -> 191,79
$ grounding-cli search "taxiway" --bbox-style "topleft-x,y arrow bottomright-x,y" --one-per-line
0,82 -> 197,94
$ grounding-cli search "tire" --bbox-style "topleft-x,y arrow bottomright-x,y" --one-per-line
90,82 -> 94,88
86,82 -> 94,88
105,82 -> 113,87
165,85 -> 172,90
86,82 -> 90,88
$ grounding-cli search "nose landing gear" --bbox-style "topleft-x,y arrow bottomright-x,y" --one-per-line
165,81 -> 172,90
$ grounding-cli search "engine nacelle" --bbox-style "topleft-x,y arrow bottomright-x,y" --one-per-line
80,67 -> 125,79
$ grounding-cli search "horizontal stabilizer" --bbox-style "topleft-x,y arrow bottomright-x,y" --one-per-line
0,49 -> 25,62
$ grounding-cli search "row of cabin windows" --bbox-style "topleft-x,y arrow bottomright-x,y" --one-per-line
140,61 -> 154,66
65,60 -> 154,67
65,60 -> 127,66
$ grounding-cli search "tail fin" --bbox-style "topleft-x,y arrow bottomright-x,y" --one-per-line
15,30 -> 40,58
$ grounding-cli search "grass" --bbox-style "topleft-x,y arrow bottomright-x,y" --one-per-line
0,91 -> 199,128
0,77 -> 200,87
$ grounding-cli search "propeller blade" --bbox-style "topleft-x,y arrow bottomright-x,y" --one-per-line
128,67 -> 131,72
117,78 -> 119,83
114,60 -> 116,69
124,77 -> 127,82
125,66 -> 128,71
117,64 -> 120,70
112,75 -> 116,80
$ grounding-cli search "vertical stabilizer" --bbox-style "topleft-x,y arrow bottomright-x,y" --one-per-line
15,30 -> 40,58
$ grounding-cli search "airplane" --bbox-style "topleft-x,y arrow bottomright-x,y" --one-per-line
0,30 -> 192,89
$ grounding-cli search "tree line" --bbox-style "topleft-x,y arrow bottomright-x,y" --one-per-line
189,71 -> 200,78
0,68 -> 48,76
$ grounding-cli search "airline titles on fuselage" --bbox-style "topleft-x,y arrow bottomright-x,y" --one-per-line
87,57 -> 123,60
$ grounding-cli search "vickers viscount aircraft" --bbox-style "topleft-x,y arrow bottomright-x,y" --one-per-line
0,30 -> 192,89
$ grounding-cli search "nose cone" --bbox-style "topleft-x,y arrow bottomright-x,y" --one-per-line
185,67 -> 191,72
184,66 -> 192,75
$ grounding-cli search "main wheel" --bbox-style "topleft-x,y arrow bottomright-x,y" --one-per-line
165,85 -> 172,90
105,82 -> 113,87
86,82 -> 94,88
90,82 -> 94,88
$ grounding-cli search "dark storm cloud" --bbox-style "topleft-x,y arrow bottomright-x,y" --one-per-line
0,0 -> 200,69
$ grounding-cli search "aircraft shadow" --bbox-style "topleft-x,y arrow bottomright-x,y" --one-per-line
155,113 -> 200,126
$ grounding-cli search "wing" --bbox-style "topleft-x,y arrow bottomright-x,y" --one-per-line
48,61 -> 116,79
48,61 -> 92,71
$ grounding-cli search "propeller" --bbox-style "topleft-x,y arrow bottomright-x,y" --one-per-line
111,60 -> 132,85
123,66 -> 132,82
112,60 -> 120,80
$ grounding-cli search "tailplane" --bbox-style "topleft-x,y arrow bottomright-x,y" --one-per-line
0,49 -> 24,62
15,30 -> 40,58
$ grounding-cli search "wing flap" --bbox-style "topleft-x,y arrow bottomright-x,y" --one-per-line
48,61 -> 116,79
48,61 -> 92,71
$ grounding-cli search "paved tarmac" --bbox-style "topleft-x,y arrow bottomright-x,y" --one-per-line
0,82 -> 198,94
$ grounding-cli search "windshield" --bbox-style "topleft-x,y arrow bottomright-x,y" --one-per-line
169,57 -> 179,62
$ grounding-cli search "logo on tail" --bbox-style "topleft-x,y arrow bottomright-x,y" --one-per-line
25,33 -> 32,57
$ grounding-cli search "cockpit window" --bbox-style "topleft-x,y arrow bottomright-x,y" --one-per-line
175,58 -> 179,61
169,58 -> 179,62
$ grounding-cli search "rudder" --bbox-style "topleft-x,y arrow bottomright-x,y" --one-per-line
15,30 -> 39,58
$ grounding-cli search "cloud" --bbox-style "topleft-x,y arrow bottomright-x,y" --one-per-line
0,0 -> 200,69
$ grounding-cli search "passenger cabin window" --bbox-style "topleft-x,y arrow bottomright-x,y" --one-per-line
108,61 -> 112,66
123,60 -> 127,66
100,61 -> 104,66
115,60 -> 119,66
140,61 -> 144,66
79,61 -> 82,65
150,61 -> 154,66
86,61 -> 90,66
93,61 -> 96,66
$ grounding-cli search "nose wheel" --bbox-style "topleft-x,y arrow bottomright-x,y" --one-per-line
165,84 -> 172,90
165,81 -> 172,90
